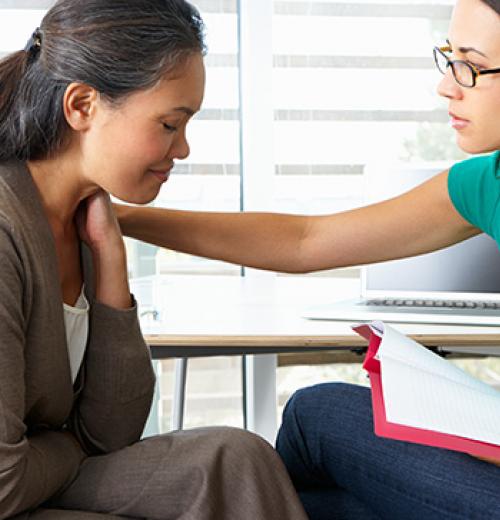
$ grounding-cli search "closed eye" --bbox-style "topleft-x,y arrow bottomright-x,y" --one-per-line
163,123 -> 178,132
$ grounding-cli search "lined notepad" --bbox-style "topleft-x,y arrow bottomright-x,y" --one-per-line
353,321 -> 500,458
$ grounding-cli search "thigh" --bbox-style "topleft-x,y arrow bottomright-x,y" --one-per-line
51,426 -> 307,520
276,382 -> 500,520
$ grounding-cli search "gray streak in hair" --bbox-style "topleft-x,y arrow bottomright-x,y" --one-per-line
0,0 -> 205,161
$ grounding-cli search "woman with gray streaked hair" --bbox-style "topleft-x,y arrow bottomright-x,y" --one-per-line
0,1 -> 309,518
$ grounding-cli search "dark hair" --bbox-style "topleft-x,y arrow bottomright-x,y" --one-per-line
0,0 -> 205,162
482,0 -> 500,15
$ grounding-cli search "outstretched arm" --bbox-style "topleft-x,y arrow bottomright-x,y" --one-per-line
115,170 -> 480,273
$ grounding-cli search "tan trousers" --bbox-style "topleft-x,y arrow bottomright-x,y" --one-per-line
20,427 -> 308,520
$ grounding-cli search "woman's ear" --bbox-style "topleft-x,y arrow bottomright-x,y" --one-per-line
63,83 -> 99,131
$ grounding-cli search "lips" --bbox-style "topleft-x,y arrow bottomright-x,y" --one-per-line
149,164 -> 173,183
449,112 -> 470,130
449,111 -> 469,121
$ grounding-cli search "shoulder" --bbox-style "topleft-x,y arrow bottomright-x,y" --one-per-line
447,151 -> 500,235
448,151 -> 500,188
0,161 -> 31,223
0,209 -> 26,278
0,161 -> 50,285
0,162 -> 30,249
0,160 -> 28,190
0,160 -> 53,248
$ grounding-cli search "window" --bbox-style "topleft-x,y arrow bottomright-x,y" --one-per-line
3,1 -> 497,435
270,0 -> 465,280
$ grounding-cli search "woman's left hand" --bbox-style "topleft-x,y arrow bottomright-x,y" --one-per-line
76,190 -> 131,310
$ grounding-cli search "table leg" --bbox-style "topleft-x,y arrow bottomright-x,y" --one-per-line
142,359 -> 161,438
242,355 -> 247,429
171,357 -> 188,431
244,354 -> 278,445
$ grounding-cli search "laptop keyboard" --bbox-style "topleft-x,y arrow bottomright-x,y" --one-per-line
364,299 -> 500,310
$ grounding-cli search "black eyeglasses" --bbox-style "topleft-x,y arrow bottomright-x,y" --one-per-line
433,44 -> 500,88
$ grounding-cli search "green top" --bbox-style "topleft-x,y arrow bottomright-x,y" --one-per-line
448,151 -> 500,241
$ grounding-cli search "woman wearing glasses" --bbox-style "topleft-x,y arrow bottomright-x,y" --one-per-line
117,0 -> 500,518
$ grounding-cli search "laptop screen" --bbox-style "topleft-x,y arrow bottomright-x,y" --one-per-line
363,163 -> 500,299
366,233 -> 500,294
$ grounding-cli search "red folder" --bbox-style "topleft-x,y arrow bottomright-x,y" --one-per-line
353,324 -> 500,460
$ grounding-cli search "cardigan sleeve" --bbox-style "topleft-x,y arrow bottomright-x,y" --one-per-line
68,246 -> 156,455
0,219 -> 84,520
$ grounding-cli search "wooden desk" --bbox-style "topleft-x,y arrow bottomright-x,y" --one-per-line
131,274 -> 500,442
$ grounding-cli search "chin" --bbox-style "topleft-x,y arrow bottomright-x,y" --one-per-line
112,189 -> 160,206
456,136 -> 498,155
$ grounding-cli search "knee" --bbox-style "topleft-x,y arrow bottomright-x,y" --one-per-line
207,427 -> 285,475
276,384 -> 356,486
280,382 -> 371,447
277,384 -> 371,470
283,382 -> 355,424
213,426 -> 273,456
151,427 -> 281,481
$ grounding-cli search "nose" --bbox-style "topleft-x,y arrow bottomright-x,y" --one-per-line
437,67 -> 464,101
169,128 -> 190,161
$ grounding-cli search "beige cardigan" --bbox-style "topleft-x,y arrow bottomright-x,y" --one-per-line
0,161 -> 156,519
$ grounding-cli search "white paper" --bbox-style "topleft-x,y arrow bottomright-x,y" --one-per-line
367,321 -> 500,446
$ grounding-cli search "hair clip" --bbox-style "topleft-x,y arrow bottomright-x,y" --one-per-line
24,27 -> 42,56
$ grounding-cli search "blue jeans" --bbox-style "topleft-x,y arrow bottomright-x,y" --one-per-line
275,383 -> 500,520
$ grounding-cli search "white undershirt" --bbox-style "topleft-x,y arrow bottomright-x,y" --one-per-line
63,286 -> 89,383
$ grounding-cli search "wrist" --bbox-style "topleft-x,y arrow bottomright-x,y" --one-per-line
92,241 -> 132,310
90,235 -> 126,260
95,274 -> 132,310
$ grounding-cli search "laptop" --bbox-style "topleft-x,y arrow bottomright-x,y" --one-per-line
303,162 -> 500,326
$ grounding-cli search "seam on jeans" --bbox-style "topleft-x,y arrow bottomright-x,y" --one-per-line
282,393 -> 327,487
283,417 -> 323,486
325,415 -> 500,503
328,450 -> 493,520
424,456 -> 500,501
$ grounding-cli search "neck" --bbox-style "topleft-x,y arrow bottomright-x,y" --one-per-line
27,148 -> 97,236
